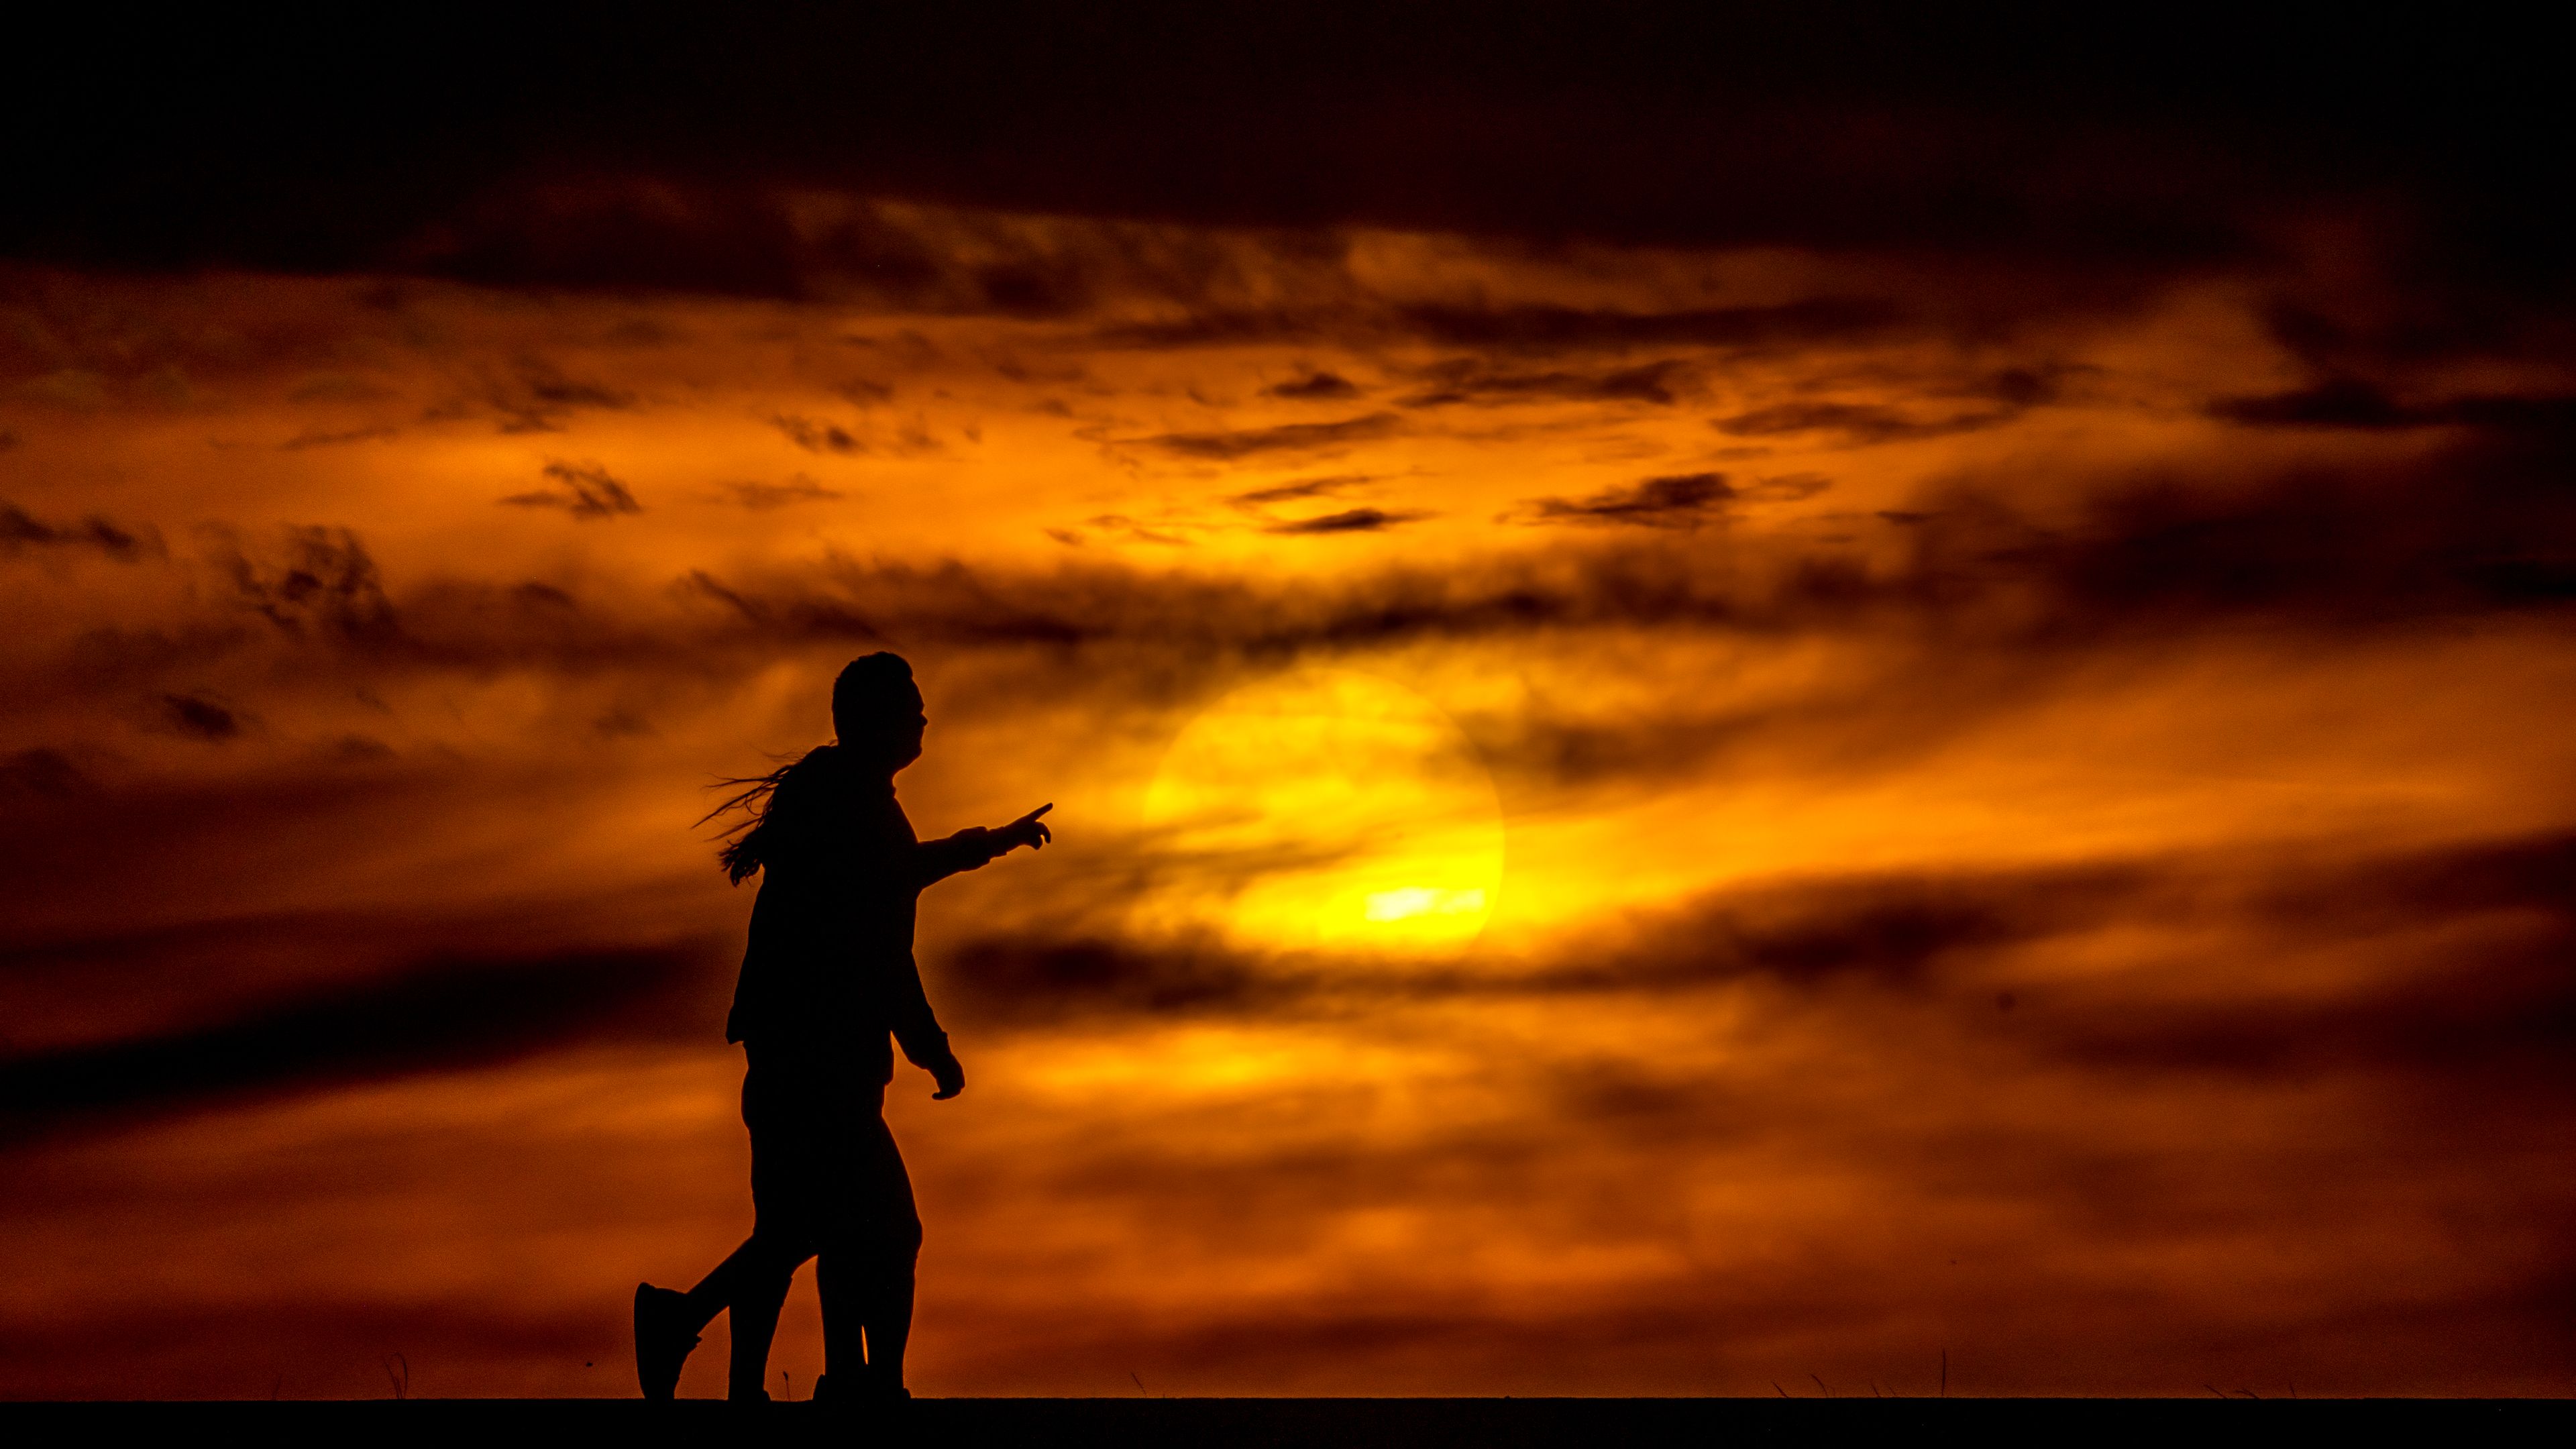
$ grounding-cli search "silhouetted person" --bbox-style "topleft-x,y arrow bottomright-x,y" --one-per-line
634,652 -> 1051,1402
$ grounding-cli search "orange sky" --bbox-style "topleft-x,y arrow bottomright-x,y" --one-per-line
5,186 -> 2575,1399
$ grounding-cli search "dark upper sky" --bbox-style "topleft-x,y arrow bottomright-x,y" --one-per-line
10,3 -> 2570,295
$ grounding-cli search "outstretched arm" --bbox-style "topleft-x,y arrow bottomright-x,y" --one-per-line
910,803 -> 1053,887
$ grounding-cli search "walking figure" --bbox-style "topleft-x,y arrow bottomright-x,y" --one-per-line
634,653 -> 1052,1401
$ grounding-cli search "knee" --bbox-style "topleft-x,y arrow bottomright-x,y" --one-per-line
744,1230 -> 814,1276
831,1214 -> 919,1263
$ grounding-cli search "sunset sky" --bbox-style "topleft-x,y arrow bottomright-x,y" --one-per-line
5,5 -> 2574,1399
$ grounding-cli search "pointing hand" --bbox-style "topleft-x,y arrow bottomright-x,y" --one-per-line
994,802 -> 1053,855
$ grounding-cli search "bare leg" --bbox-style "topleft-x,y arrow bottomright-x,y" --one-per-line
816,1248 -> 859,1387
680,1232 -> 809,1399
816,1248 -> 916,1395
681,1236 -> 768,1330
724,1251 -> 798,1401
863,1252 -> 918,1393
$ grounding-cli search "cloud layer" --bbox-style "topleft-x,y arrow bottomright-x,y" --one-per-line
5,97 -> 2576,1396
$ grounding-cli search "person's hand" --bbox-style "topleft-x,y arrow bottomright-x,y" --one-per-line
929,1049 -> 966,1101
992,802 -> 1053,855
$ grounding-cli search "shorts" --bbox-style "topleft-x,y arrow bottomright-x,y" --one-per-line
742,1059 -> 922,1259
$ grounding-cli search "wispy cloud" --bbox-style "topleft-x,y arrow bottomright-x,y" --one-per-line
1505,472 -> 1733,529
1266,372 -> 1363,400
1263,506 -> 1430,535
725,476 -> 843,510
1138,412 -> 1403,460
2,500 -> 158,559
501,462 -> 643,519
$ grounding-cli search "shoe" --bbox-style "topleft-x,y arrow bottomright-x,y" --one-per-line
633,1283 -> 700,1400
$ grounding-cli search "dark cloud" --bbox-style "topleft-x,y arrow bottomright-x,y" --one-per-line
211,525 -> 397,639
0,760 -> 735,1061
591,707 -> 653,738
1139,412 -> 1401,460
1714,400 -> 2021,445
481,359 -> 635,434
1465,694 -> 1876,795
2208,378 -> 2576,433
1097,299 -> 1904,354
1229,474 -> 1373,508
279,425 -> 399,450
512,580 -> 578,610
395,178 -> 818,301
2023,835 -> 2576,1085
1071,515 -> 1194,547
1739,473 -> 1831,502
1267,372 -> 1362,400
1976,367 -> 2061,408
1,501 -> 157,560
1091,308 -> 1352,350
2012,436 -> 2576,621
1399,358 -> 1688,408
0,946 -> 712,1144
1263,507 -> 1430,535
1507,472 -> 1731,528
386,178 -> 1358,317
772,414 -> 863,453
502,461 -> 643,519
727,476 -> 844,509
2211,379 -> 2416,430
944,934 -> 1271,1026
156,694 -> 241,742
326,734 -> 396,762
0,748 -> 89,801
1399,301 -> 1899,355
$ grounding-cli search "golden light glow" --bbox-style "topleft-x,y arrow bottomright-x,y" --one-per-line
6,202 -> 2575,1399
1139,671 -> 1505,952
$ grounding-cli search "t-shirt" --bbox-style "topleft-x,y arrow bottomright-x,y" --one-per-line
722,746 -> 991,1082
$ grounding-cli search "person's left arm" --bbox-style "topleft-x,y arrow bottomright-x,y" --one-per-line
887,960 -> 967,1099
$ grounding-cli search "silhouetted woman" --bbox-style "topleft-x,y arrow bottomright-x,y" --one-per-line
634,652 -> 1051,1401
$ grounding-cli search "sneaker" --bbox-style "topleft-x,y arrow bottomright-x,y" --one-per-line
633,1283 -> 699,1400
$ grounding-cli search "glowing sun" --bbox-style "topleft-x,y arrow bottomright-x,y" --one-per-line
1141,670 -> 1506,953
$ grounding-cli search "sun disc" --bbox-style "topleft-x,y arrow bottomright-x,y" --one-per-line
1140,670 -> 1505,953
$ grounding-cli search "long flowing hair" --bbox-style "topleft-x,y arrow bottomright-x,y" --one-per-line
698,746 -> 829,885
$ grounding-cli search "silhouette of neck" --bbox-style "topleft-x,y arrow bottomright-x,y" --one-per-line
836,739 -> 916,782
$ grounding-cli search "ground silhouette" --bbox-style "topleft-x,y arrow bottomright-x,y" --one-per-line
4,1398 -> 2570,1448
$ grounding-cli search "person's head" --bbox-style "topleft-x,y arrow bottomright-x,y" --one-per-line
831,651 -> 926,773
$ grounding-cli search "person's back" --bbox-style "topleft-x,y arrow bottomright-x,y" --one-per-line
726,744 -> 954,1079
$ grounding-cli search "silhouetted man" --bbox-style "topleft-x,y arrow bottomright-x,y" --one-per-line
635,652 -> 1051,1401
